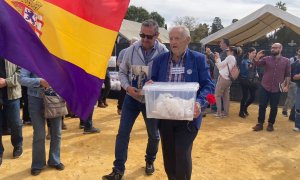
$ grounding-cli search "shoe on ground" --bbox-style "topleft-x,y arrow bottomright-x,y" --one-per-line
98,103 -> 106,108
79,124 -> 84,129
83,127 -> 101,134
49,163 -> 65,171
239,112 -> 246,118
117,109 -> 122,115
252,123 -> 263,131
46,133 -> 51,140
23,121 -> 32,125
31,169 -> 42,176
13,146 -> 23,159
266,123 -> 274,132
103,101 -> 108,107
0,154 -> 3,166
102,169 -> 124,180
282,111 -> 288,117
244,110 -> 249,116
145,161 -> 154,175
293,127 -> 300,132
214,113 -> 222,118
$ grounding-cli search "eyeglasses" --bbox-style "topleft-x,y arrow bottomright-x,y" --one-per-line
139,33 -> 156,40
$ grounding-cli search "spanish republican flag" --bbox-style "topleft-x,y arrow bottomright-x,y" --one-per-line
0,0 -> 129,119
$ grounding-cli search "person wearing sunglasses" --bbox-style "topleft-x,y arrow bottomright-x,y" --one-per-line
103,19 -> 168,180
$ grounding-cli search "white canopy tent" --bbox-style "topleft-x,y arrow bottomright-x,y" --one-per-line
119,19 -> 169,43
200,4 -> 300,46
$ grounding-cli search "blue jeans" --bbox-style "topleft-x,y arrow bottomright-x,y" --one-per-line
28,96 -> 62,170
80,110 -> 94,130
0,98 -> 23,154
294,85 -> 300,128
113,95 -> 160,173
258,87 -> 281,125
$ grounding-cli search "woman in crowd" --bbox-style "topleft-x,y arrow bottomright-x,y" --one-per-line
214,46 -> 242,118
19,69 -> 64,176
239,47 -> 259,118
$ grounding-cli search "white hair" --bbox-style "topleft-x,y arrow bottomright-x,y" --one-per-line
169,25 -> 190,38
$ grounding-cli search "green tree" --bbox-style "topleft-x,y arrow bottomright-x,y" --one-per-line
191,23 -> 209,42
125,5 -> 165,27
173,16 -> 197,31
275,1 -> 287,11
210,17 -> 224,34
125,6 -> 149,23
149,12 -> 165,27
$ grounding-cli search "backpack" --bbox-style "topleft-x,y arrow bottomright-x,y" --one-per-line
227,63 -> 240,81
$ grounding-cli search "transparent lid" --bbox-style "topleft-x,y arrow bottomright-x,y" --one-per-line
143,82 -> 199,92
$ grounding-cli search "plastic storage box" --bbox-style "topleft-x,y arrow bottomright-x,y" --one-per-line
143,82 -> 199,121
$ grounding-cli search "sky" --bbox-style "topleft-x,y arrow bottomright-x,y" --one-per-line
129,0 -> 300,28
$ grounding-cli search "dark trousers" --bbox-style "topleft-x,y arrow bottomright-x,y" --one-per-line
21,86 -> 31,122
117,88 -> 126,110
98,75 -> 111,104
80,110 -> 94,130
239,79 -> 257,113
0,99 -> 23,154
113,95 -> 160,173
258,87 -> 281,124
159,120 -> 198,180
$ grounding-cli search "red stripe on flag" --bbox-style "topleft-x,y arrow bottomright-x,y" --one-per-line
45,0 -> 129,31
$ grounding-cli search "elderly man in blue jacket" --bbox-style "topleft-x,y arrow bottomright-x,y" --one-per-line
151,26 -> 214,180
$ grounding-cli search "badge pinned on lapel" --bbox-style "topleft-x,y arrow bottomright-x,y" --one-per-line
187,69 -> 193,75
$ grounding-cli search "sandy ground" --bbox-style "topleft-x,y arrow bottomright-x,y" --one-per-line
0,99 -> 300,180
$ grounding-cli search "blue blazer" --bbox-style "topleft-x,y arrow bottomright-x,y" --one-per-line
151,49 -> 215,129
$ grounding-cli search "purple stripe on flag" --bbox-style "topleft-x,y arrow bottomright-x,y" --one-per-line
0,1 -> 103,119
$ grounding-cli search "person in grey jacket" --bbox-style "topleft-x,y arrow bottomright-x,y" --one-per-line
103,19 -> 168,180
19,69 -> 64,176
0,58 -> 23,166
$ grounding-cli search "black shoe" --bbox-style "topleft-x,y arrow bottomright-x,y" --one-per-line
0,154 -> 3,166
102,169 -> 124,180
83,127 -> 101,134
31,169 -> 42,176
13,146 -> 23,159
98,103 -> 106,108
252,123 -> 263,131
79,124 -> 84,129
282,111 -> 288,117
145,162 -> 154,175
266,123 -> 274,132
244,110 -> 249,116
2,129 -> 11,136
49,163 -> 65,171
239,112 -> 246,118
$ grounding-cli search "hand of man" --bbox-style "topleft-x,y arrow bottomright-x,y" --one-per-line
193,102 -> 201,118
255,50 -> 265,61
145,80 -> 154,85
40,79 -> 49,89
0,78 -> 7,88
127,86 -> 141,98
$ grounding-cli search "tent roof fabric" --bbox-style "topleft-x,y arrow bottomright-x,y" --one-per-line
200,4 -> 300,46
119,19 -> 169,43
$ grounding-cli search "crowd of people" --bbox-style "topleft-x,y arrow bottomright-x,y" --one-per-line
1,18 -> 300,180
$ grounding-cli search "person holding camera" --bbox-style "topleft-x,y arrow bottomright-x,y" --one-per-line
252,43 -> 291,132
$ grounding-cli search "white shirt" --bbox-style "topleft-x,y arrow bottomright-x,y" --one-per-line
215,55 -> 237,80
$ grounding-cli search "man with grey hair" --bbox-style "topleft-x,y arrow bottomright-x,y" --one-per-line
150,25 -> 214,180
103,19 -> 168,180
253,43 -> 291,132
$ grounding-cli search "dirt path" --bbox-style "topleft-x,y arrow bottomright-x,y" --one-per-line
0,99 -> 300,180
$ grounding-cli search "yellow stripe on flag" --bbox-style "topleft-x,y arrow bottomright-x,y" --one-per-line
39,2 -> 117,79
